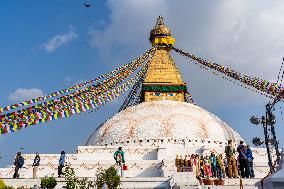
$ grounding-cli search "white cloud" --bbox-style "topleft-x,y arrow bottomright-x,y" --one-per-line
9,88 -> 44,102
43,28 -> 77,52
88,0 -> 284,107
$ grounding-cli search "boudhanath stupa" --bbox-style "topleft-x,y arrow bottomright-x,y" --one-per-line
0,16 -> 282,189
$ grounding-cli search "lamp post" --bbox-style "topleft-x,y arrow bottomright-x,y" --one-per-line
266,98 -> 282,163
251,115 -> 274,172
250,90 -> 284,173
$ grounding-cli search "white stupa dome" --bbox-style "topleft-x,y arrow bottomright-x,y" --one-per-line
86,101 -> 243,146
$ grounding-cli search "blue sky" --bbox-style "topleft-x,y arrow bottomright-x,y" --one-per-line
1,0 -> 284,166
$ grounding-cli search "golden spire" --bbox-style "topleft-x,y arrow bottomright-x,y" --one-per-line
142,16 -> 189,102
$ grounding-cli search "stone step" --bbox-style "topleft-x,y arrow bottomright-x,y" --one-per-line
171,178 -> 261,189
1,177 -> 171,189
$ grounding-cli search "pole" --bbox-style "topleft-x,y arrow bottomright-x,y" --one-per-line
266,89 -> 284,164
263,115 -> 274,173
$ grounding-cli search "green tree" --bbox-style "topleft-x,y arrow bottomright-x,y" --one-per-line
40,176 -> 57,189
63,165 -> 94,189
96,166 -> 121,189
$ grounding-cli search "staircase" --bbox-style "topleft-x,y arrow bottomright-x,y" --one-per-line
1,177 -> 171,189
170,172 -> 260,189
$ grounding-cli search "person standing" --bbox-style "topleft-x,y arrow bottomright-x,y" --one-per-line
179,155 -> 183,172
204,157 -> 212,177
114,147 -> 125,177
210,152 -> 217,177
32,153 -> 40,178
58,151 -> 66,177
225,140 -> 238,178
13,152 -> 24,178
237,141 -> 248,178
216,154 -> 224,179
199,156 -> 205,178
246,145 -> 255,178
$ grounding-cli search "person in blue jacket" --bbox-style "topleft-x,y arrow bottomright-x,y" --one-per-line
58,151 -> 66,177
210,152 -> 217,178
13,152 -> 24,178
246,145 -> 255,178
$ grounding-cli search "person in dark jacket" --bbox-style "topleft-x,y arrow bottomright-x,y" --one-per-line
237,141 -> 247,178
13,152 -> 24,178
246,145 -> 255,178
32,153 -> 40,178
58,151 -> 66,177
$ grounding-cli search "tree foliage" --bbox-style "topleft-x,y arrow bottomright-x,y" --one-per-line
63,165 -> 95,189
96,166 -> 121,189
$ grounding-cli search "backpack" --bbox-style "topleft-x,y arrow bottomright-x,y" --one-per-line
19,156 -> 24,168
225,146 -> 234,157
116,153 -> 122,162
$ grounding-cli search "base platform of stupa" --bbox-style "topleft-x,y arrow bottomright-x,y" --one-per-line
0,177 -> 261,189
0,144 -> 276,188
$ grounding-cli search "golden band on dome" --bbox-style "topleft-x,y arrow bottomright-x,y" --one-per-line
151,36 -> 175,46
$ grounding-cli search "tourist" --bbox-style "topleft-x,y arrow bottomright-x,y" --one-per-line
179,155 -> 183,171
210,152 -> 217,177
225,140 -> 238,178
216,154 -> 224,178
58,151 -> 66,177
183,155 -> 189,171
183,155 -> 188,166
114,147 -> 125,164
237,141 -> 248,178
223,156 -> 228,177
32,153 -> 40,178
175,155 -> 180,171
199,156 -> 205,178
191,154 -> 198,175
114,147 -> 125,177
246,145 -> 255,178
13,152 -> 24,179
204,157 -> 212,177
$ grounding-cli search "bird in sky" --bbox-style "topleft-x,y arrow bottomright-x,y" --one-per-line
84,2 -> 92,8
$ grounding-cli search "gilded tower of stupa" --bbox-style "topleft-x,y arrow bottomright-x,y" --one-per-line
142,16 -> 188,102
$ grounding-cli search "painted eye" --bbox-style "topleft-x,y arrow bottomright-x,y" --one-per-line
168,93 -> 176,96
154,92 -> 161,96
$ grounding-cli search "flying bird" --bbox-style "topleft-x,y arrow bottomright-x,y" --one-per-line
84,3 -> 92,8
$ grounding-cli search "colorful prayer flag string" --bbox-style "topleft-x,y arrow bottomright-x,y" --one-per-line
173,47 -> 284,99
0,47 -> 156,114
0,47 -> 156,135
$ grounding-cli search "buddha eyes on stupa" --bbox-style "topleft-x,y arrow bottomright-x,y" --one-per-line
168,93 -> 176,97
154,92 -> 161,96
